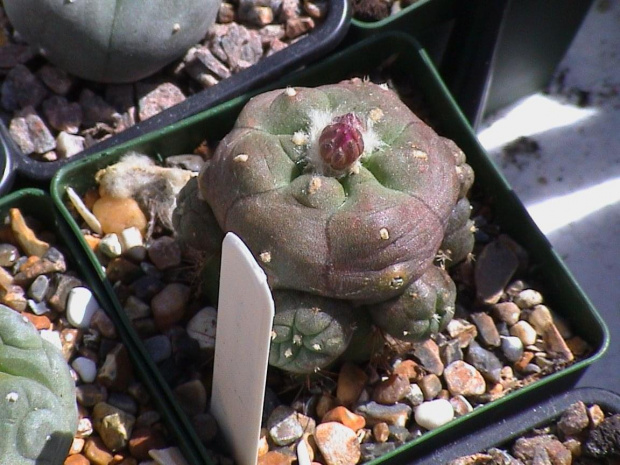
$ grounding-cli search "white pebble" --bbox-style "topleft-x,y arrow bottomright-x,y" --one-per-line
120,226 -> 144,252
66,286 -> 100,329
509,320 -> 538,346
99,233 -> 122,258
71,356 -> 97,383
149,446 -> 190,465
514,289 -> 543,309
186,307 -> 217,350
414,399 -> 455,430
40,329 -> 63,351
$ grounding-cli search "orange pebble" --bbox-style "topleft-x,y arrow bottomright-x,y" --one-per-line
92,196 -> 147,235
322,405 -> 366,431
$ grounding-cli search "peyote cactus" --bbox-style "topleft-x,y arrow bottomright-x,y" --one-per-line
3,0 -> 221,83
0,304 -> 78,464
174,79 -> 475,374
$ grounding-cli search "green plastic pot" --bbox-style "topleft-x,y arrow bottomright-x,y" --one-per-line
0,189 -> 202,464
51,32 -> 609,464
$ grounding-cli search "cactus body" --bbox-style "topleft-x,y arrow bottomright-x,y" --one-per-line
176,79 -> 476,373
4,0 -> 221,83
0,304 -> 77,464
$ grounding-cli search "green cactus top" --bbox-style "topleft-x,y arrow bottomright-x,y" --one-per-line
199,79 -> 472,304
3,0 -> 221,83
0,304 -> 77,464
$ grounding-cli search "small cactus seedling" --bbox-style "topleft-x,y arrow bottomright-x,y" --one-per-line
3,0 -> 221,83
0,304 -> 78,464
174,79 -> 475,374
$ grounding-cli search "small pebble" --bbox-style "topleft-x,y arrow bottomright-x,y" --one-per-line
267,405 -> 304,446
474,239 -> 520,304
470,312 -> 501,347
372,374 -> 410,405
501,336 -> 524,362
150,283 -> 191,331
443,361 -> 486,397
354,401 -> 412,427
465,343 -> 504,384
92,196 -> 147,236
419,374 -> 442,400
337,362 -> 368,406
412,339 -> 444,375
99,233 -> 123,258
557,401 -> 589,437
143,334 -> 173,363
510,321 -> 538,346
403,383 -> 424,407
322,406 -> 366,431
174,379 -> 207,415
72,356 -> 98,383
449,395 -> 473,417
314,422 -> 361,465
445,318 -> 478,348
0,243 -> 19,266
392,359 -> 423,381
67,286 -> 100,329
92,402 -> 136,452
147,236 -> 182,270
492,301 -> 521,326
414,399 -> 455,430
514,289 -> 544,309
185,306 -> 217,350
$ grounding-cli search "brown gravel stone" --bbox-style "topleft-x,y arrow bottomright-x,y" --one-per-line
445,318 -> 478,348
147,236 -> 182,270
97,343 -> 133,391
512,435 -> 571,465
336,362 -> 368,406
372,373 -> 410,405
128,427 -> 168,461
373,422 -> 390,443
492,301 -> 521,325
258,450 -> 296,465
136,81 -> 186,121
557,401 -> 589,437
83,437 -> 115,465
443,361 -> 486,397
42,95 -> 82,133
588,404 -> 606,427
2,64 -> 48,110
475,238 -> 520,304
419,374 -> 443,400
314,422 -> 361,465
412,339 -> 444,375
542,324 -> 574,362
470,312 -> 501,348
322,406 -> 366,432
151,282 -> 191,331
393,359 -> 424,381
64,453 -> 90,465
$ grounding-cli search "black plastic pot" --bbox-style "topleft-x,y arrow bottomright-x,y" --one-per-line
0,188 -> 203,464
2,0 -> 350,184
51,32 -> 609,464
442,0 -> 594,128
412,387 -> 620,464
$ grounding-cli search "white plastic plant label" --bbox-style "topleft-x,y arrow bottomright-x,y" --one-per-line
210,232 -> 275,465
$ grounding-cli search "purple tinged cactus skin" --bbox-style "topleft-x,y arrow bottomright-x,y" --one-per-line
178,79 -> 476,373
199,79 -> 472,302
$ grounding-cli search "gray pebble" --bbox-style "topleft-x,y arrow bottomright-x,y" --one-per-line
0,43 -> 36,68
1,64 -> 48,111
37,65 -> 74,95
41,95 -> 82,134
0,243 -> 20,267
465,342 -> 504,384
267,405 -> 304,446
355,401 -> 412,427
79,88 -> 117,127
147,236 -> 182,270
514,289 -> 544,309
470,312 -> 501,348
360,443 -> 397,462
136,81 -> 186,121
143,334 -> 172,363
27,274 -> 50,302
501,336 -> 524,362
440,338 -> 463,366
107,391 -> 139,416
27,298 -> 50,315
165,154 -> 205,172
9,107 -> 56,155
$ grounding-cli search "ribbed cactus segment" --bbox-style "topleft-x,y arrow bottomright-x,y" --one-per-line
3,0 -> 221,83
0,304 -> 77,464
